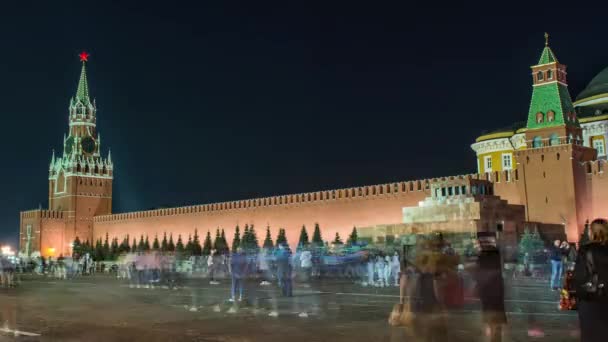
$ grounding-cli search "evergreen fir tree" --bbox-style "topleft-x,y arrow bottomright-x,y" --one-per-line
94,238 -> 104,261
168,234 -> 175,252
138,235 -> 145,252
132,238 -> 137,252
185,234 -> 194,256
263,225 -> 274,250
220,229 -> 229,254
202,231 -> 213,255
249,224 -> 259,252
72,236 -> 82,258
276,228 -> 288,247
152,235 -> 160,251
333,232 -> 343,245
518,227 -> 545,263
125,234 -> 130,253
103,233 -> 110,260
176,235 -> 185,254
298,225 -> 309,250
83,239 -> 91,256
312,223 -> 323,247
231,225 -> 241,253
111,238 -> 119,260
118,236 -> 126,254
144,235 -> 151,251
213,229 -> 222,252
192,229 -> 202,256
161,232 -> 168,252
347,227 -> 358,245
243,224 -> 250,250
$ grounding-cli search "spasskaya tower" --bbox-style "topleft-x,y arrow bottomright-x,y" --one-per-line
47,52 -> 113,244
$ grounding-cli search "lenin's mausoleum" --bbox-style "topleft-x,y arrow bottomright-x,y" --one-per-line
19,37 -> 608,257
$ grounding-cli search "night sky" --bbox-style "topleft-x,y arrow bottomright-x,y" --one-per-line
1,2 -> 608,247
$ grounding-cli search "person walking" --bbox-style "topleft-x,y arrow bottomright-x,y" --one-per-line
549,239 -> 563,291
230,247 -> 247,302
391,251 -> 401,286
574,218 -> 608,342
300,248 -> 312,284
384,254 -> 392,287
208,249 -> 220,285
365,253 -> 375,286
475,232 -> 507,342
276,244 -> 292,297
258,248 -> 272,286
375,254 -> 386,287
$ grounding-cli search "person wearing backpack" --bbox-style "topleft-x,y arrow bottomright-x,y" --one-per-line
574,218 -> 608,342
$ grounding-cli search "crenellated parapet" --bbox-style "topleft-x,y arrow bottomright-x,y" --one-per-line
20,209 -> 66,220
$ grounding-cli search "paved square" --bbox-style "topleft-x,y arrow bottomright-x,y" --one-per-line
0,275 -> 579,341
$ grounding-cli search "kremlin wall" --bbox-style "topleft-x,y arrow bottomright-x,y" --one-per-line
19,36 -> 608,257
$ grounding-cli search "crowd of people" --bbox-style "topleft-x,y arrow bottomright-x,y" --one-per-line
4,222 -> 607,341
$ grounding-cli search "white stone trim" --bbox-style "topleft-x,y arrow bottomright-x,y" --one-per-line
471,138 -> 514,155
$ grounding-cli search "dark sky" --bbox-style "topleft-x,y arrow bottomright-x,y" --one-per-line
1,2 -> 608,246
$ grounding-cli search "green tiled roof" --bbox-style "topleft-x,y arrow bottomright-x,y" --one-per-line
527,82 -> 578,129
538,46 -> 558,65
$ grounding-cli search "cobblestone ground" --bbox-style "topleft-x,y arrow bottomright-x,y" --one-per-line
0,274 -> 578,341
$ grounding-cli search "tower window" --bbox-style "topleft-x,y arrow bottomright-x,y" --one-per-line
533,136 -> 543,148
536,112 -> 544,124
547,110 -> 555,122
537,71 -> 544,81
547,69 -> 553,80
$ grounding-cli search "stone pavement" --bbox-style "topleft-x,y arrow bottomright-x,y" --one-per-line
0,274 -> 579,341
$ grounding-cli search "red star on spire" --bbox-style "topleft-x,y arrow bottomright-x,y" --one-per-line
79,51 -> 90,62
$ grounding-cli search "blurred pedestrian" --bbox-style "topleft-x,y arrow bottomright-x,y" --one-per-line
391,251 -> 400,286
300,248 -> 312,283
230,247 -> 247,302
276,244 -> 292,297
475,232 -> 506,342
574,218 -> 608,342
549,239 -> 563,291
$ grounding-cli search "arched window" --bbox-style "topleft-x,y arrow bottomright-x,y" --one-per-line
536,112 -> 544,124
533,136 -> 543,148
547,110 -> 555,122
537,71 -> 544,81
568,133 -> 573,143
547,69 -> 553,80
550,133 -> 559,146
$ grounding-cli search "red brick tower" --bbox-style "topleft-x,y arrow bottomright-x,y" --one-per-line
515,34 -> 595,242
48,52 -> 113,246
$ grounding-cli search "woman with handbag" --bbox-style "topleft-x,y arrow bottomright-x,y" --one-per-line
574,218 -> 608,342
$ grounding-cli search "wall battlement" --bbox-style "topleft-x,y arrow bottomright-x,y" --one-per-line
20,209 -> 65,220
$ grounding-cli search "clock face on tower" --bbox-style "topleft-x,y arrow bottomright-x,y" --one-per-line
81,137 -> 96,154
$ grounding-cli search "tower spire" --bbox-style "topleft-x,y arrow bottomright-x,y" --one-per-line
76,52 -> 90,102
538,33 -> 558,65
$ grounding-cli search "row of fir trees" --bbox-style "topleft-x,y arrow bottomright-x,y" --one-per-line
72,224 -> 360,261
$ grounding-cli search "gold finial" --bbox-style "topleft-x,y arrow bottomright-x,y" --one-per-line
544,32 -> 549,46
